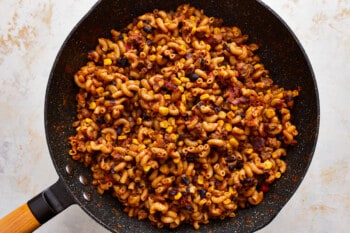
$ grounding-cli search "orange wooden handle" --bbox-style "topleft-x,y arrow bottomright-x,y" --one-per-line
0,203 -> 41,233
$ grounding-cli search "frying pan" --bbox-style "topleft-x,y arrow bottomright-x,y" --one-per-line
0,0 -> 319,232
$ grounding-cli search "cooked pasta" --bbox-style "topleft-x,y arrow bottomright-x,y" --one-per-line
69,4 -> 299,230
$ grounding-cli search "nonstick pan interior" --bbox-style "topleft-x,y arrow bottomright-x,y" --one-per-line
44,0 -> 319,232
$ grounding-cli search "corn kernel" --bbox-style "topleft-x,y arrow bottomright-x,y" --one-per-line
104,114 -> 111,123
174,192 -> 182,200
164,94 -> 171,100
136,117 -> 142,125
205,44 -> 211,51
138,144 -> 146,152
177,140 -> 184,147
227,111 -> 235,119
173,157 -> 181,164
160,164 -> 169,174
143,139 -> 152,145
275,172 -> 281,179
191,26 -> 197,33
143,165 -> 151,172
118,135 -> 127,140
226,142 -> 232,150
150,46 -> 156,53
103,58 -> 112,66
160,120 -> 169,128
178,46 -> 186,55
228,186 -> 237,195
263,160 -> 273,170
172,77 -> 182,86
181,94 -> 187,104
168,117 -> 176,126
89,102 -> 96,110
253,63 -> 263,70
200,93 -> 210,101
180,77 -> 190,82
223,199 -> 231,205
197,175 -> 204,185
149,54 -> 156,61
170,133 -> 179,142
230,105 -> 238,111
225,123 -> 233,132
218,111 -> 226,119
166,126 -> 173,133
292,90 -> 299,97
179,103 -> 186,114
96,87 -> 104,95
179,57 -> 186,63
178,86 -> 184,92
276,92 -> 284,99
159,106 -> 169,116
214,27 -> 221,34
245,148 -> 253,154
265,108 -> 275,118
84,118 -> 93,123
229,137 -> 239,148
217,119 -> 225,127
132,139 -> 139,144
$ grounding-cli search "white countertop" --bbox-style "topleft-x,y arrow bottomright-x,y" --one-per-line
0,0 -> 349,232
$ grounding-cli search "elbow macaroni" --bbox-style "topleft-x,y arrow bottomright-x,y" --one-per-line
69,4 -> 299,230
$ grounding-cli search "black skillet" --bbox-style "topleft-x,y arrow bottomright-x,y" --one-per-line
0,0 -> 319,232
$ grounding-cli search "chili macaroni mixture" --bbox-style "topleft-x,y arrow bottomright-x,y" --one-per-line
69,4 -> 299,229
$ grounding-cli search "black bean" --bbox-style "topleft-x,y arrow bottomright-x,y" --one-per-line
183,114 -> 189,121
228,164 -> 235,171
117,126 -> 123,135
117,57 -> 129,68
141,112 -> 150,121
214,106 -> 222,113
96,117 -> 104,124
198,189 -> 207,198
225,156 -> 236,162
195,101 -> 204,109
110,165 -> 116,174
242,177 -> 253,183
143,25 -> 153,34
181,175 -> 190,185
189,73 -> 199,82
237,112 -> 245,117
183,205 -> 194,211
236,160 -> 244,169
169,189 -> 178,196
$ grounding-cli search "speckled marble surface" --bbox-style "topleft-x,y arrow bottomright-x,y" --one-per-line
0,0 -> 349,232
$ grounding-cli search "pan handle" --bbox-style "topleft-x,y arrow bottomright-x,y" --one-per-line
0,179 -> 75,233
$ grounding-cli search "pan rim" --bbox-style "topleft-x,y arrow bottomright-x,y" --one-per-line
44,0 -> 320,232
